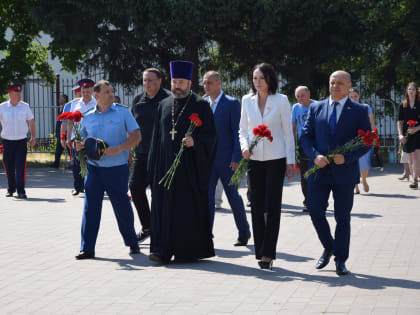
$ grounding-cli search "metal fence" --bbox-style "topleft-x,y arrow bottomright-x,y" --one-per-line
12,73 -> 403,155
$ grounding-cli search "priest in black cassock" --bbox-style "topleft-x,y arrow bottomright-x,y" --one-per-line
148,60 -> 217,263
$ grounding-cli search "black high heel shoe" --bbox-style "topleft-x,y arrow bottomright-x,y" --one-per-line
258,260 -> 273,270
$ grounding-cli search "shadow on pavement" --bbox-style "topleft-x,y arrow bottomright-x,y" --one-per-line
281,209 -> 382,219
367,193 -> 418,199
165,260 -> 420,290
26,197 -> 66,202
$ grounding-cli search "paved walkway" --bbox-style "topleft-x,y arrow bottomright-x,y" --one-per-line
0,165 -> 419,314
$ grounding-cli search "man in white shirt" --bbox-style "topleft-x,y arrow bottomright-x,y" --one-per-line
0,83 -> 36,199
66,79 -> 97,196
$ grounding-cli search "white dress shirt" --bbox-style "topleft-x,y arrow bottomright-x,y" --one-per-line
0,100 -> 34,140
70,97 -> 97,114
328,96 -> 348,122
205,90 -> 223,113
239,92 -> 295,164
69,97 -> 97,140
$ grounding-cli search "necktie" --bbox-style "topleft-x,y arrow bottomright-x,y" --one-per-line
329,101 -> 338,134
210,100 -> 216,113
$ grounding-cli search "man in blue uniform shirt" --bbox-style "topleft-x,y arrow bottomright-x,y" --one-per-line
291,86 -> 316,212
74,80 -> 141,259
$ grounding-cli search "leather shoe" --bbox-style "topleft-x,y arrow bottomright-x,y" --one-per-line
149,252 -> 169,264
72,190 -> 80,196
5,192 -> 14,197
129,246 -> 140,254
315,249 -> 333,269
335,261 -> 349,275
75,251 -> 95,260
16,193 -> 27,199
234,232 -> 251,246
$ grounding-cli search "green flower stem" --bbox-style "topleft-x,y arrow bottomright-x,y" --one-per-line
159,122 -> 197,190
229,136 -> 262,188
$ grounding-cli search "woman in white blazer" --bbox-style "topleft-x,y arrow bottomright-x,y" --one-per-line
239,63 -> 295,269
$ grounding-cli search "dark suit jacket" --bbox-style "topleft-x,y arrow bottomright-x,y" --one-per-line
212,93 -> 242,166
300,97 -> 371,185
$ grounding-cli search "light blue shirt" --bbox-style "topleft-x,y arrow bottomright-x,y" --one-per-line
80,103 -> 140,167
205,90 -> 223,113
291,100 -> 315,139
328,96 -> 348,122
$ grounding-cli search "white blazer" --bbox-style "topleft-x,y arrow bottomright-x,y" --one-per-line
239,92 -> 295,163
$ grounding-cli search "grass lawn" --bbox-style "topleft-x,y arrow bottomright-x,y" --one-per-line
0,152 -> 71,168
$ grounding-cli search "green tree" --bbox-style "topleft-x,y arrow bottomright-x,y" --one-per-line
0,0 -> 54,95
32,0 -> 419,101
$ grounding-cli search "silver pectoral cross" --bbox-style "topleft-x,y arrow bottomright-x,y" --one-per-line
170,128 -> 177,141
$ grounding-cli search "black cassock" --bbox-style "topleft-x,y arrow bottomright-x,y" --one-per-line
148,92 -> 217,260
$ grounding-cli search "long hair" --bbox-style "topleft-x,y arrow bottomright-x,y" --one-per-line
251,63 -> 278,95
402,82 -> 419,108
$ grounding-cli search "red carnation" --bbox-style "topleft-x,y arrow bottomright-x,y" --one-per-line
72,111 -> 84,122
57,112 -> 73,121
407,120 -> 417,127
268,136 -> 273,142
262,129 -> 271,137
357,129 -> 365,136
253,127 -> 261,137
188,113 -> 202,127
372,128 -> 378,135
0,145 -> 3,154
60,132 -> 67,140
294,164 -> 300,172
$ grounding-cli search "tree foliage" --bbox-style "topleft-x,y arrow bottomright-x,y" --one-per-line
26,0 -> 420,99
0,0 -> 54,93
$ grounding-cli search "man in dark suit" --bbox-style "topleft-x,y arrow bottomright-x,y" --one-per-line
301,70 -> 371,275
203,71 -> 251,246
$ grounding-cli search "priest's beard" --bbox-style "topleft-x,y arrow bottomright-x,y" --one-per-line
172,87 -> 190,99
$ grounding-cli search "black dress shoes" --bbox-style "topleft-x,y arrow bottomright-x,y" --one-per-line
258,260 -> 273,270
149,252 -> 169,264
335,261 -> 349,275
234,232 -> 251,246
315,249 -> 333,269
129,246 -> 140,254
16,193 -> 27,199
75,251 -> 95,260
5,192 -> 14,197
72,190 -> 80,196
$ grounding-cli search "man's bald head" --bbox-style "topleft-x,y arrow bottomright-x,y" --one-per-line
295,86 -> 311,106
329,70 -> 352,101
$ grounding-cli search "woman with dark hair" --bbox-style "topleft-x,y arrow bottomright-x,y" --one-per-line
239,63 -> 295,269
398,82 -> 420,189
348,87 -> 376,193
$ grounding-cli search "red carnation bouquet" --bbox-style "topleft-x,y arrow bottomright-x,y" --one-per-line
304,128 -> 380,179
159,113 -> 203,190
405,120 -> 418,139
57,111 -> 88,177
229,124 -> 273,187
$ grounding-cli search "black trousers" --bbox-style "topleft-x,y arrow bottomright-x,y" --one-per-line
71,148 -> 84,192
247,158 -> 286,260
2,138 -> 27,194
53,121 -> 63,166
129,153 -> 151,230
298,146 -> 309,206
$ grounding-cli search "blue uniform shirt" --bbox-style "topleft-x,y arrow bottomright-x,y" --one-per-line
291,100 -> 315,139
80,103 -> 140,167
